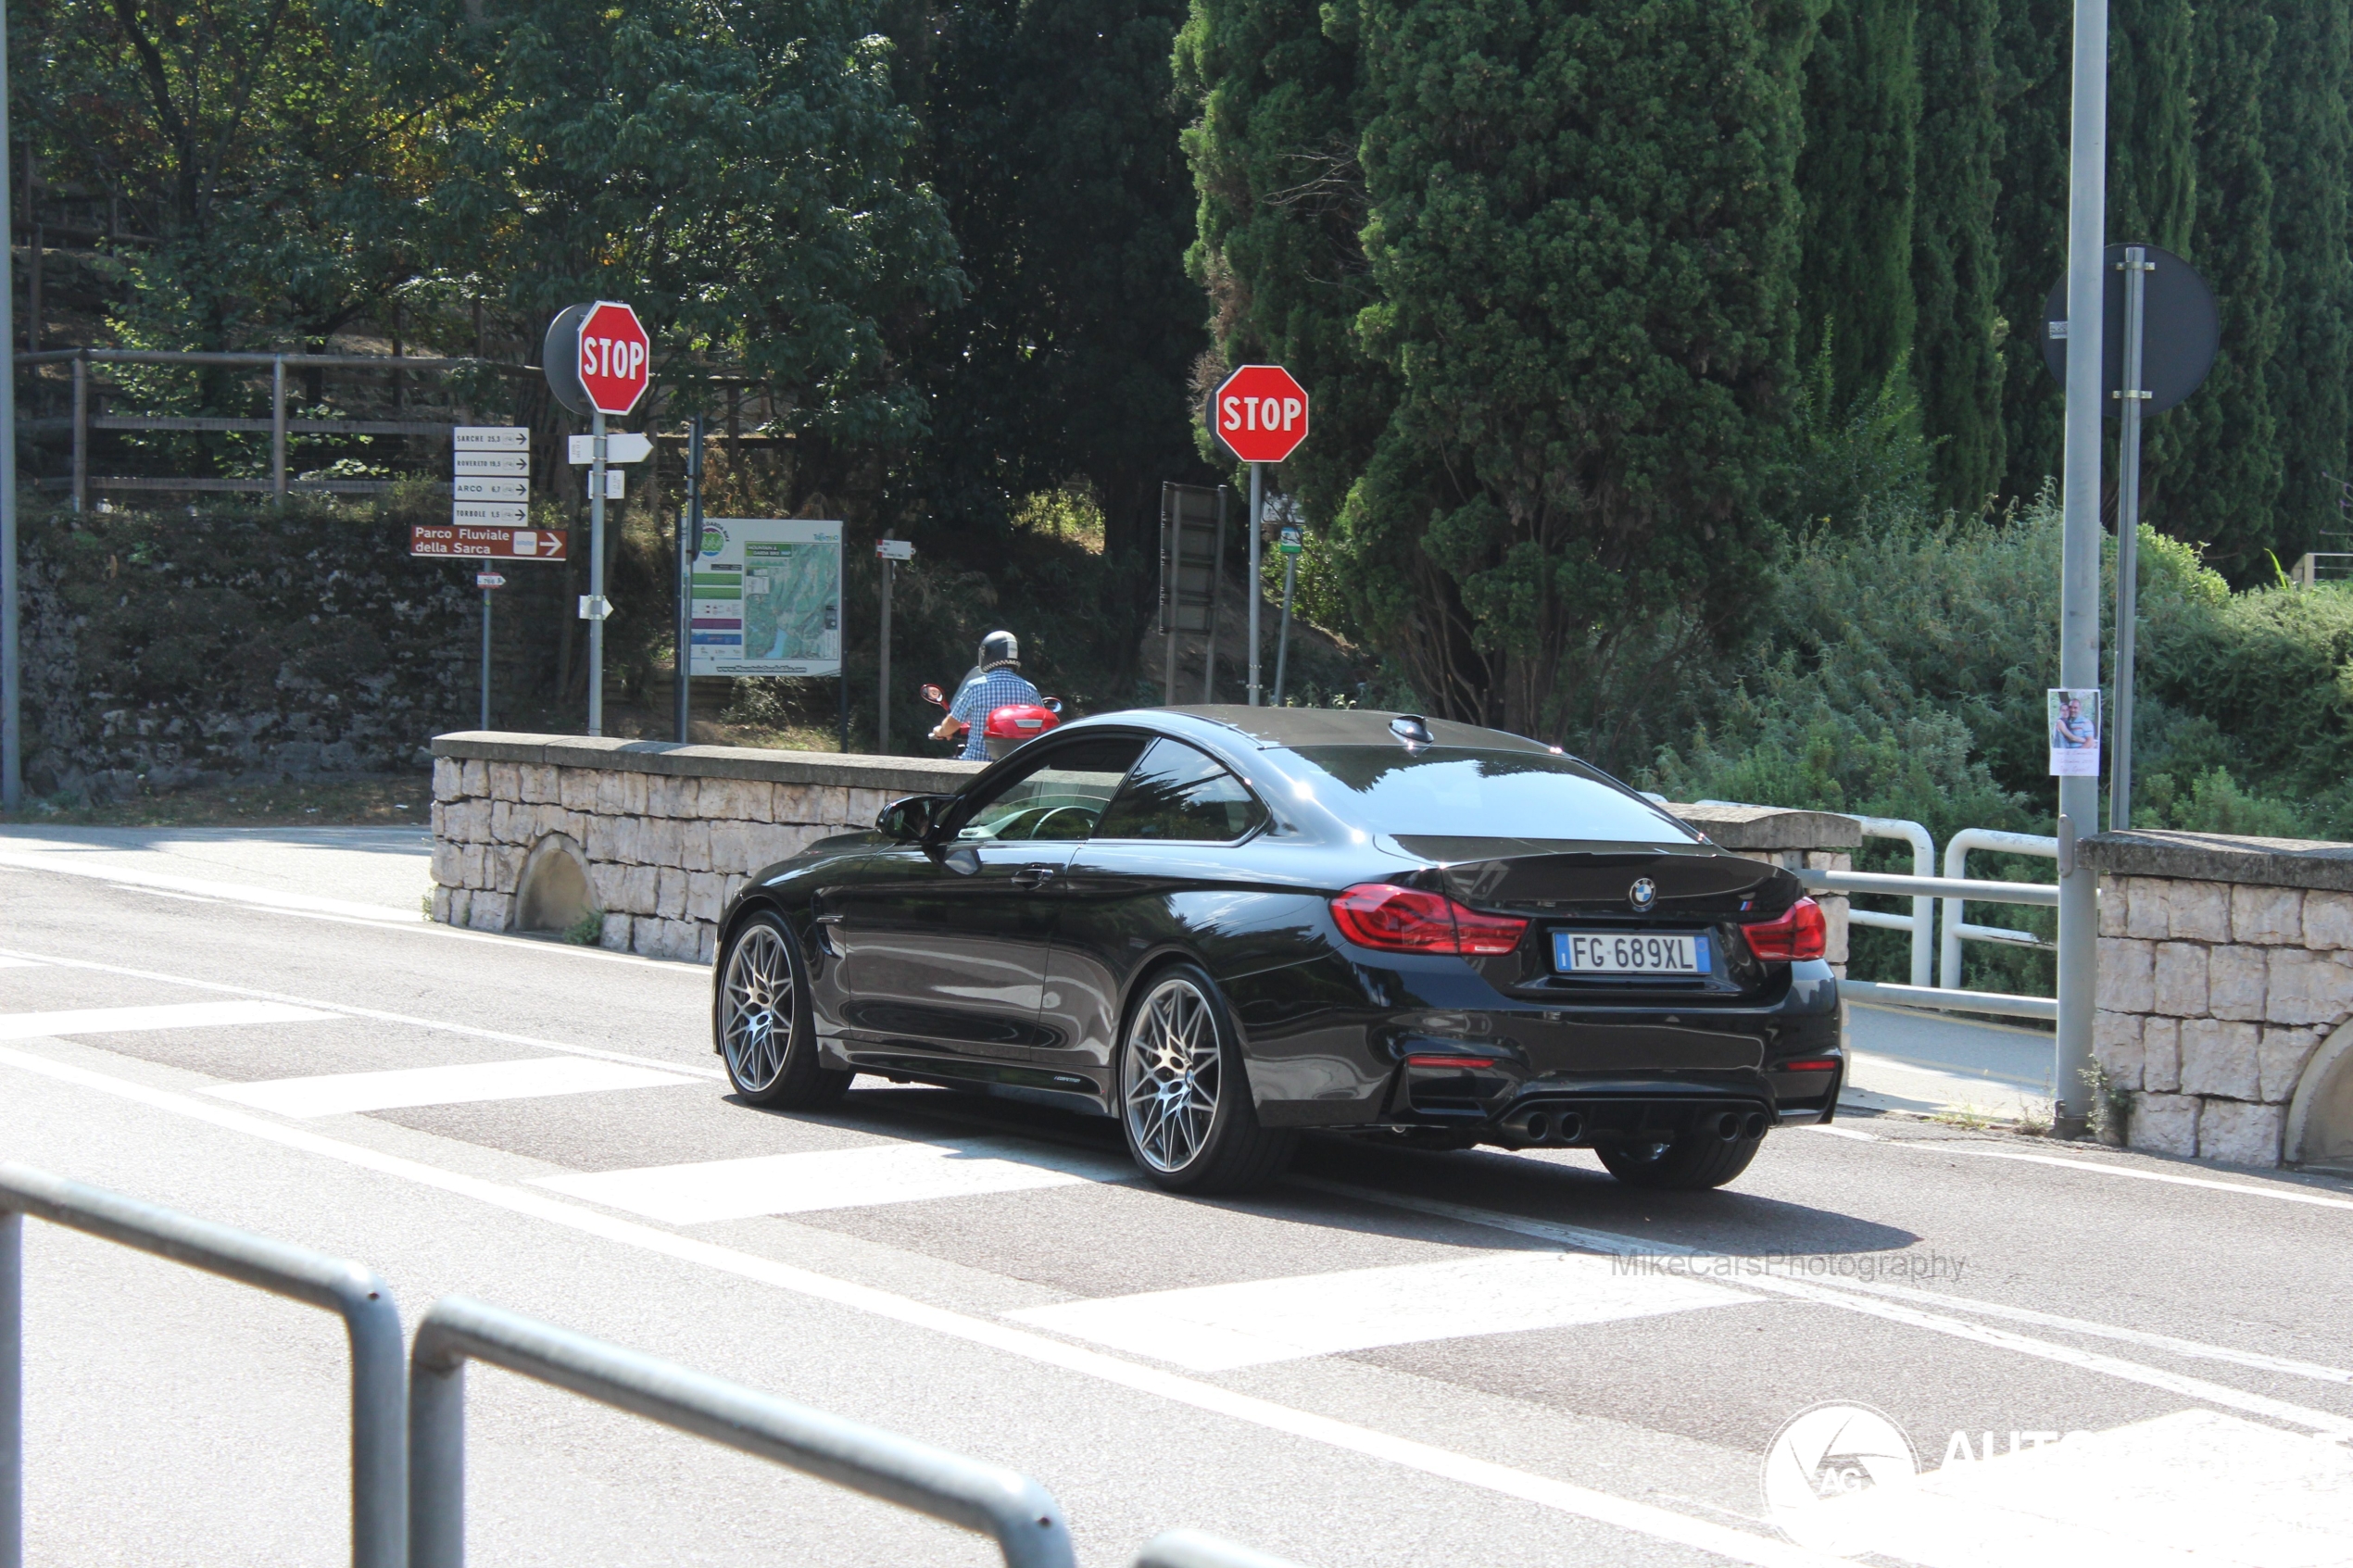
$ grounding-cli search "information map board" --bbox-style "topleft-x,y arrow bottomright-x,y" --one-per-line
688,519 -> 843,678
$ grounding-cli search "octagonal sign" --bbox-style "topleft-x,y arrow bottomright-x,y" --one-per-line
1210,364 -> 1310,464
543,300 -> 650,418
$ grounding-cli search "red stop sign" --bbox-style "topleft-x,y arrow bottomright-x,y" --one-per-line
1209,364 -> 1310,463
575,300 -> 650,416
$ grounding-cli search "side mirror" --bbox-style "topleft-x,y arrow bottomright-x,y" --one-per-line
920,683 -> 947,707
1043,697 -> 1063,716
876,793 -> 952,842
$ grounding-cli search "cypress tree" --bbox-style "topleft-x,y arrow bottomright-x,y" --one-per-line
1794,0 -> 1919,408
2263,0 -> 2353,559
1990,0 -> 2071,502
1340,0 -> 1817,746
2146,1 -> 2279,575
1912,0 -> 2007,511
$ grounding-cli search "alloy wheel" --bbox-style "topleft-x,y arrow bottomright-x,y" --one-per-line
721,923 -> 795,1093
1124,976 -> 1221,1173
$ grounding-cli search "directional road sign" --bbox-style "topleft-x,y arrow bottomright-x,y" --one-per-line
453,426 -> 528,451
475,572 -> 507,589
876,539 -> 915,562
1208,365 -> 1310,464
569,433 -> 654,465
410,523 -> 570,561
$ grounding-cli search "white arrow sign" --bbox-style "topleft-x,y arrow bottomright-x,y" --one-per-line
455,453 -> 529,477
569,433 -> 654,465
453,426 -> 529,451
454,476 -> 529,502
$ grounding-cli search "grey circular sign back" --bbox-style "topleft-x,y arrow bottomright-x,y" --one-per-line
542,303 -> 595,419
2040,244 -> 2219,417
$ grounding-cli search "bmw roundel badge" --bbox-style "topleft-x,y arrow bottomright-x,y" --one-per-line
1629,877 -> 1657,911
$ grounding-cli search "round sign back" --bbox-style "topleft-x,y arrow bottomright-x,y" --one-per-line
2039,244 -> 2219,417
543,300 -> 652,418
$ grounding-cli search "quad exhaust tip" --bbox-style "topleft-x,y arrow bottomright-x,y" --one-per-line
1711,1110 -> 1769,1141
1509,1109 -> 1584,1147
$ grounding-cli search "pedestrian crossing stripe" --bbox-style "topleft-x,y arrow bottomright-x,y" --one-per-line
208,1056 -> 700,1118
0,1000 -> 335,1040
534,1138 -> 1135,1223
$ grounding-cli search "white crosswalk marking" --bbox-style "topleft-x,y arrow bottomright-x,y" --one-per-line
208,1056 -> 699,1117
0,1000 -> 334,1039
535,1137 -> 1134,1223
1009,1250 -> 1752,1370
0,956 -> 46,968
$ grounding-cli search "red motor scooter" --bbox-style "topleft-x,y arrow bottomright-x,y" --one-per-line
922,683 -> 1063,760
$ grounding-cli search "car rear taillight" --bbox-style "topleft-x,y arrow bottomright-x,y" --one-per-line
1741,897 -> 1827,962
1330,884 -> 1529,957
1778,1058 -> 1840,1073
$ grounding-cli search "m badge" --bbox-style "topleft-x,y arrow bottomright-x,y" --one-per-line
1629,878 -> 1657,911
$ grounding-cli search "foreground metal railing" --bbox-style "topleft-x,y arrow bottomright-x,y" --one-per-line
409,1296 -> 1077,1568
0,1162 -> 407,1568
1,1165 -> 1300,1568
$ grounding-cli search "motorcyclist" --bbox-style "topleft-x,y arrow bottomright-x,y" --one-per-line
931,631 -> 1044,761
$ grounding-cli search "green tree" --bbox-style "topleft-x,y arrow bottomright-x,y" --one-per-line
2149,0 -> 2280,575
2262,0 -> 2353,559
347,0 -> 963,445
1989,0 -> 2070,502
1176,0 -> 1395,567
1335,0 -> 1818,750
1910,0 -> 2006,510
894,0 -> 1207,589
1793,0 -> 1919,408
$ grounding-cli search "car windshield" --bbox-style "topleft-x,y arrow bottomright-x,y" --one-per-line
1284,746 -> 1698,843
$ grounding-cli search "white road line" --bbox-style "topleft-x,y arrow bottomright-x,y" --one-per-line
1804,1125 -> 1881,1141
0,945 -> 725,1081
0,848 -> 424,922
1919,1145 -> 2353,1211
0,1000 -> 335,1041
208,1057 -> 700,1118
0,1043 -> 1849,1568
538,1139 -> 1132,1222
0,858 -> 708,970
0,956 -> 46,968
1294,1178 -> 2353,1440
1008,1251 -> 1748,1371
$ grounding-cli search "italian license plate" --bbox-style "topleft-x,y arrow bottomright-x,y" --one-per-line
1554,931 -> 1706,976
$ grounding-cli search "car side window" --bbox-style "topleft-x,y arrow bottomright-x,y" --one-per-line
955,736 -> 1148,843
1093,739 -> 1266,843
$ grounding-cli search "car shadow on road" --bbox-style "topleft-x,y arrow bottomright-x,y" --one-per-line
728,1082 -> 1919,1261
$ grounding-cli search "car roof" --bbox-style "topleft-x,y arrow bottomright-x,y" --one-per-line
1142,705 -> 1555,754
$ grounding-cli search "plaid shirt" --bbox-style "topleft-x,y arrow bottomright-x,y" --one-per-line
950,667 -> 1043,759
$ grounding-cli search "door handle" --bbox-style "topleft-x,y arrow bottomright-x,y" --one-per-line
1011,864 -> 1058,890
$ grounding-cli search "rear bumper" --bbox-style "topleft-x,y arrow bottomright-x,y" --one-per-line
1245,960 -> 1843,1136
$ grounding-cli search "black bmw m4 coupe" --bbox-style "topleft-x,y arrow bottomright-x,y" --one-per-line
710,707 -> 1843,1194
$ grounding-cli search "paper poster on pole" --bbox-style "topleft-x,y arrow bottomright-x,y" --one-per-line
2048,687 -> 2101,776
687,519 -> 843,677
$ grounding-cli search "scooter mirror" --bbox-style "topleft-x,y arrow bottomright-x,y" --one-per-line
920,684 -> 946,707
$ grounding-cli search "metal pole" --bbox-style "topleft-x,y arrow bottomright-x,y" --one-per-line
1246,463 -> 1263,706
271,354 -> 287,498
2,1211 -> 20,1568
1273,553 -> 1296,706
2054,0 -> 2108,1137
0,0 -> 19,814
407,1346 -> 466,1568
1161,484 -> 1177,705
69,351 -> 84,514
2110,246 -> 2149,832
1202,490 -> 1225,704
479,589 -> 492,730
878,539 -> 894,755
587,408 -> 607,737
679,416 -> 702,743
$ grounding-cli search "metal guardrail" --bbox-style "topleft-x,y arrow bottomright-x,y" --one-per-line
1834,977 -> 2057,1022
1941,829 -> 2060,984
0,1162 -> 406,1568
409,1295 -> 1079,1568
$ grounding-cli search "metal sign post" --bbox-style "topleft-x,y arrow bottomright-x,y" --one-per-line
543,302 -> 650,740
2111,247 -> 2151,830
1247,464 -> 1263,705
1273,521 -> 1302,706
877,536 -> 914,752
588,408 -> 608,735
2054,0 -> 2109,1137
474,573 -> 505,729
679,417 -> 703,744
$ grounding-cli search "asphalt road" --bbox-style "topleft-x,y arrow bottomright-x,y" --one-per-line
3,835 -> 2349,1567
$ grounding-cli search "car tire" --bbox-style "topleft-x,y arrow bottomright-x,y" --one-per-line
1117,963 -> 1296,1194
714,911 -> 851,1108
1594,1125 -> 1764,1190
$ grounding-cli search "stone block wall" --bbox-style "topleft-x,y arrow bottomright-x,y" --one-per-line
430,733 -> 982,961
428,734 -> 1864,975
2084,830 -> 2353,1168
